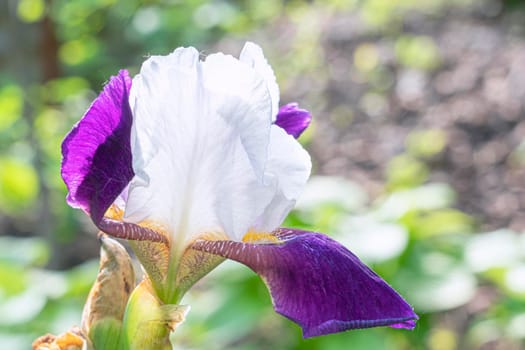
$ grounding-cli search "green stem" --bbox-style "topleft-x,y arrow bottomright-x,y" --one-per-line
120,280 -> 188,350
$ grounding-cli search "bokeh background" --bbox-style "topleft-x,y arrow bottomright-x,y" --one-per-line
2,0 -> 525,349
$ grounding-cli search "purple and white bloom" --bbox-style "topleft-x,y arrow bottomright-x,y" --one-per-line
61,42 -> 417,338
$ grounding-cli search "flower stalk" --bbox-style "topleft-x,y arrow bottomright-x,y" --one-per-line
120,280 -> 188,350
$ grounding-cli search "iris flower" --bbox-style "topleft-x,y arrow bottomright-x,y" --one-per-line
61,42 -> 417,338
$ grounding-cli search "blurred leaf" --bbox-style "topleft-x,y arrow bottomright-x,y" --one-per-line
0,85 -> 23,132
132,6 -> 162,34
17,0 -> 45,23
0,157 -> 39,212
507,313 -> 525,339
193,2 -> 238,30
361,0 -> 397,27
464,230 -> 521,273
59,37 -> 101,66
0,236 -> 49,266
401,266 -> 476,312
304,328 -> 390,350
28,269 -> 68,299
292,176 -> 369,233
376,183 -> 456,220
336,215 -> 409,263
403,209 -> 474,238
43,77 -> 89,103
406,129 -> 447,158
34,108 -> 67,163
505,264 -> 525,297
296,176 -> 368,213
203,273 -> 269,343
0,261 -> 27,296
395,35 -> 440,70
64,260 -> 99,297
0,290 -> 47,326
0,333 -> 28,350
386,154 -> 429,190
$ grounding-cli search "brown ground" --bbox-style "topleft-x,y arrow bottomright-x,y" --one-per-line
266,3 -> 525,232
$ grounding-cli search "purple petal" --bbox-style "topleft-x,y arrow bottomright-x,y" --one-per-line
275,103 -> 311,138
61,70 -> 134,224
192,228 -> 418,338
61,70 -> 168,245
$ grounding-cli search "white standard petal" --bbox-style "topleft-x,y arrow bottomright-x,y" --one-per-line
240,42 -> 280,120
125,47 -> 276,243
202,52 -> 273,177
255,125 -> 312,232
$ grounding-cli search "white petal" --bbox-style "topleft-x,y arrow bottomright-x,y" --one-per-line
202,52 -> 273,177
125,47 -> 276,242
255,125 -> 312,232
240,42 -> 280,120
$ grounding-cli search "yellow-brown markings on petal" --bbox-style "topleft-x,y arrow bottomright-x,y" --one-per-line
176,231 -> 229,293
137,220 -> 170,242
130,240 -> 170,284
105,204 -> 170,285
242,230 -> 282,244
105,204 -> 124,221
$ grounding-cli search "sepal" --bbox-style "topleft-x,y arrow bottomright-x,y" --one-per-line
81,235 -> 135,350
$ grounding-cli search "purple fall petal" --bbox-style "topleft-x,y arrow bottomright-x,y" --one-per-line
192,228 -> 417,338
275,103 -> 311,138
61,70 -> 169,244
61,70 -> 134,223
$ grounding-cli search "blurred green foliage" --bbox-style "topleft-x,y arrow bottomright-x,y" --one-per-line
4,175 -> 525,349
1,0 -> 524,349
